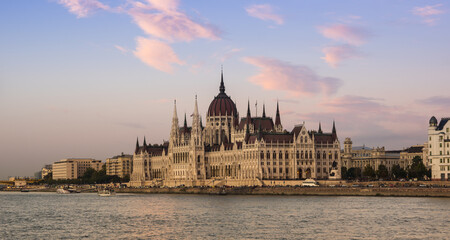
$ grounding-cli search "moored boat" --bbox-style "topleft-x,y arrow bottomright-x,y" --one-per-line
97,189 -> 116,197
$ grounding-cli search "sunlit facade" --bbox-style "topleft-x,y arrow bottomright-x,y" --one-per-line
130,72 -> 341,187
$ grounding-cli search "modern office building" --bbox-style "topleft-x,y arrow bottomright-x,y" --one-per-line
52,158 -> 103,180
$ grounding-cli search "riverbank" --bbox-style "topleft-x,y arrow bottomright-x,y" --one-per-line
115,186 -> 450,197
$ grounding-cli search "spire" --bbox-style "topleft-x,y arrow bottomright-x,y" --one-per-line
143,136 -> 147,147
275,100 -> 281,126
318,122 -> 323,134
184,113 -> 187,129
193,95 -> 199,116
332,120 -> 337,139
219,65 -> 225,94
246,99 -> 252,125
200,116 -> 203,128
135,137 -> 139,154
172,100 -> 178,121
262,102 -> 266,118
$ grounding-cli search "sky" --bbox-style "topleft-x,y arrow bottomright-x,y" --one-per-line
0,0 -> 449,179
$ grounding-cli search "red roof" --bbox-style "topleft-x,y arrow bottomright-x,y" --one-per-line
207,93 -> 237,117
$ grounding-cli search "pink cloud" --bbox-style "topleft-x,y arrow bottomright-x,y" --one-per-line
321,45 -> 360,68
243,56 -> 342,96
412,4 -> 444,17
133,37 -> 185,73
128,0 -> 220,42
246,4 -> 284,25
114,45 -> 128,54
412,4 -> 445,25
58,0 -> 109,18
318,24 -> 368,46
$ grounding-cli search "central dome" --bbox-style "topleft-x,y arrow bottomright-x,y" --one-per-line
207,71 -> 237,117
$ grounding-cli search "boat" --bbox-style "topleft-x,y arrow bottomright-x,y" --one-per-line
97,189 -> 116,197
20,188 -> 30,192
56,188 -> 71,194
301,179 -> 319,187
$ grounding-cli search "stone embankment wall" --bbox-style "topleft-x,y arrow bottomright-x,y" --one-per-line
117,186 -> 450,197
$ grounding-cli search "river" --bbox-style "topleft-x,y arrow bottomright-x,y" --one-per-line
1,192 -> 449,239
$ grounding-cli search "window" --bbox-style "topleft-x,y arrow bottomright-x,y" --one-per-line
285,151 -> 289,159
261,151 -> 264,159
317,168 -> 321,173
447,128 -> 449,133
280,168 -> 283,173
323,167 -> 327,173
296,151 -> 299,159
286,168 -> 289,174
279,151 -> 283,159
273,168 -> 277,173
273,151 -> 277,159
317,151 -> 321,159
267,151 -> 270,159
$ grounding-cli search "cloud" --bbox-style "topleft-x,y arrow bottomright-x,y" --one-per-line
298,95 -> 427,148
417,96 -> 450,110
133,37 -> 185,73
128,0 -> 221,42
318,24 -> 368,46
58,0 -> 109,18
243,56 -> 342,96
245,4 -> 284,25
114,45 -> 128,54
321,44 -> 361,68
412,4 -> 445,26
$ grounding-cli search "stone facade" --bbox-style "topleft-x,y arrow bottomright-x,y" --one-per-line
428,116 -> 450,180
52,158 -> 103,180
341,138 -> 401,172
130,72 -> 341,187
106,153 -> 133,178
399,144 -> 428,169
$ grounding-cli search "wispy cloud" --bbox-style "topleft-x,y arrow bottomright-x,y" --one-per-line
57,0 -> 109,18
318,24 -> 369,46
243,56 -> 342,96
114,45 -> 128,54
128,0 -> 221,42
417,96 -> 450,111
133,37 -> 185,73
246,4 -> 284,25
321,44 -> 361,67
412,4 -> 445,25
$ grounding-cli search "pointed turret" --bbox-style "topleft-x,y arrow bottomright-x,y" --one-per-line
143,136 -> 147,148
318,122 -> 323,134
332,120 -> 337,139
191,95 -> 202,145
135,137 -> 140,154
184,113 -> 187,129
262,103 -> 266,118
219,66 -> 225,94
275,100 -> 281,126
170,100 -> 179,145
246,99 -> 252,125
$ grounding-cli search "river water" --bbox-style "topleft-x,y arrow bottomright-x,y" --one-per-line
0,192 -> 449,239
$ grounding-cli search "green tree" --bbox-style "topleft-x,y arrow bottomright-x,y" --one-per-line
347,167 -> 362,180
391,164 -> 407,179
408,156 -> 428,180
363,165 -> 376,180
376,164 -> 389,180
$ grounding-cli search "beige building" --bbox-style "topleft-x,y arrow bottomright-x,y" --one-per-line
131,72 -> 341,187
106,153 -> 133,178
341,138 -> 401,172
52,158 -> 103,180
428,116 -> 450,180
399,144 -> 428,169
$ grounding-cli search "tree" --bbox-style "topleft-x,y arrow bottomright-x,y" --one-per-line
376,164 -> 389,180
391,164 -> 407,179
408,156 -> 428,180
341,167 -> 348,180
347,167 -> 362,180
363,165 -> 376,180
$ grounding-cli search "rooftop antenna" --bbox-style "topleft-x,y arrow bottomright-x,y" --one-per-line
255,100 -> 258,117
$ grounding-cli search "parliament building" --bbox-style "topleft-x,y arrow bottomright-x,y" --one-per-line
130,71 -> 341,187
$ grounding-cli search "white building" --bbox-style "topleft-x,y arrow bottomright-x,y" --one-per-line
428,116 -> 450,180
52,158 -> 103,180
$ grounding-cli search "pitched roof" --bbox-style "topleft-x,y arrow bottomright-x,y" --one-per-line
437,118 -> 450,130
247,132 -> 293,144
238,117 -> 274,131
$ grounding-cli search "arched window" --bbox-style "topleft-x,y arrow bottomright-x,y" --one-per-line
335,151 -> 338,159
323,167 -> 327,174
309,151 -> 312,159
261,151 -> 264,159
273,151 -> 277,159
285,151 -> 289,159
301,151 -> 304,159
300,136 -> 303,143
317,151 -> 321,159
317,168 -> 321,173
296,151 -> 299,159
279,151 -> 283,159
267,151 -> 270,159
323,151 -> 327,159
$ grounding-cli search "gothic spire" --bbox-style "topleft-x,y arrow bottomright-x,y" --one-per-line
143,136 -> 147,147
184,113 -> 187,128
247,99 -> 251,117
135,137 -> 139,154
318,122 -> 323,134
262,102 -> 266,118
275,100 -> 281,126
332,120 -> 337,138
172,100 -> 178,121
219,65 -> 225,94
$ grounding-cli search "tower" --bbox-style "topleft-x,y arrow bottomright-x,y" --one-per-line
275,100 -> 283,132
170,100 -> 179,146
